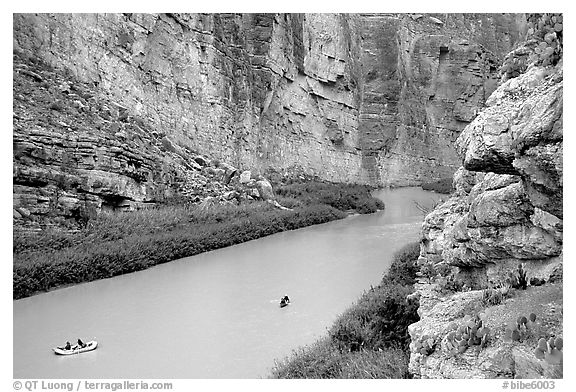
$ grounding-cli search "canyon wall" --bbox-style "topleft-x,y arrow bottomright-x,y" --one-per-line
14,14 -> 524,184
13,13 -> 526,228
409,48 -> 563,378
358,13 -> 526,185
13,13 -> 365,184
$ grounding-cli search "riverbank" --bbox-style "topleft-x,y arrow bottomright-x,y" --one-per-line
13,182 -> 384,299
270,242 -> 420,378
421,178 -> 453,194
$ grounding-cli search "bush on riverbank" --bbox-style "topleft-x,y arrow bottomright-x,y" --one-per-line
13,202 -> 346,299
14,182 -> 385,299
270,242 -> 421,378
421,178 -> 453,194
270,337 -> 409,379
275,181 -> 385,214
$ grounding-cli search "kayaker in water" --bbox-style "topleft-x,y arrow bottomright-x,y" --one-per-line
77,338 -> 87,348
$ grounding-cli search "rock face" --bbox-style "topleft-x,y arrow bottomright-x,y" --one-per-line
13,13 -> 525,188
409,282 -> 563,379
13,51 -> 282,230
13,13 -> 366,184
411,54 -> 563,377
358,14 -> 525,185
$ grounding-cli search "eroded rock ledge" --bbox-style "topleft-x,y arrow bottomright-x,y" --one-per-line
410,60 -> 563,378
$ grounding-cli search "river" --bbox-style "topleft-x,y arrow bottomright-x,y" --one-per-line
13,187 -> 443,379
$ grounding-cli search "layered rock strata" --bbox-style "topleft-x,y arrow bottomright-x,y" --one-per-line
13,51 -> 278,230
13,13 -> 525,189
410,58 -> 563,378
358,14 -> 525,185
13,13 -> 366,184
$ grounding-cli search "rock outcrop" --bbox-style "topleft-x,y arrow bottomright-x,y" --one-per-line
13,13 -> 367,185
13,13 -> 525,189
410,33 -> 563,378
358,14 -> 526,185
13,51 -> 282,230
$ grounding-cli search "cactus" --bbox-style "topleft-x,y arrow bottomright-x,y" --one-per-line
500,12 -> 563,81
537,338 -> 548,351
517,316 -> 528,327
446,312 -> 490,355
554,337 -> 563,350
504,313 -> 538,343
525,13 -> 563,67
534,336 -> 563,366
515,263 -> 528,290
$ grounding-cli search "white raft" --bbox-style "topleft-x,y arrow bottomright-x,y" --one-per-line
53,341 -> 98,355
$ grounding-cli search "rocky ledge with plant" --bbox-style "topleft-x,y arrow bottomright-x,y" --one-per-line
408,13 -> 563,379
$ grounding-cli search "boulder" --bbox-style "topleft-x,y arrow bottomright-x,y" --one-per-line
239,170 -> 251,184
219,162 -> 238,184
457,64 -> 563,218
222,190 -> 240,201
247,188 -> 260,199
255,178 -> 275,201
452,167 -> 477,196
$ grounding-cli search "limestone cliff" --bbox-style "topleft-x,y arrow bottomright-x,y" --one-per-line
13,13 -> 525,228
13,13 -> 366,184
409,17 -> 563,378
13,13 -> 523,183
358,13 -> 526,185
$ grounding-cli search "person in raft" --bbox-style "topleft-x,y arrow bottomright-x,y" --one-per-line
64,341 -> 71,350
283,295 -> 290,303
77,338 -> 87,348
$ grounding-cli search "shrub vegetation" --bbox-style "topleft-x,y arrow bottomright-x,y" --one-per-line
270,338 -> 409,379
275,181 -> 385,214
421,178 -> 453,194
14,182 -> 385,299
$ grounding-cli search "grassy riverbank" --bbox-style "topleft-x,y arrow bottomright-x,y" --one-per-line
13,182 -> 385,299
421,177 -> 453,194
270,242 -> 420,379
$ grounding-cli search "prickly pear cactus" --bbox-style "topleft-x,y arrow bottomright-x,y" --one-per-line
526,13 -> 563,66
444,312 -> 491,356
503,313 -> 538,343
534,336 -> 563,366
500,13 -> 563,81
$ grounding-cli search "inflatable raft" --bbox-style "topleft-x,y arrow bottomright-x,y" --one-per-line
53,341 -> 98,355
